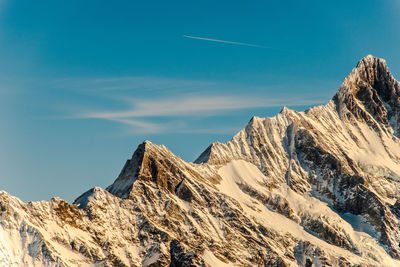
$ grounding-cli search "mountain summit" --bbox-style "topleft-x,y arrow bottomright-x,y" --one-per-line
335,55 -> 400,135
2,56 -> 400,266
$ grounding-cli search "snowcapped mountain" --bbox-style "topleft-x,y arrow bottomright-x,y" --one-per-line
2,55 -> 400,266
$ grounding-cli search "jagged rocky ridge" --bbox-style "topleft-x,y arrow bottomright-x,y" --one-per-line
2,55 -> 400,266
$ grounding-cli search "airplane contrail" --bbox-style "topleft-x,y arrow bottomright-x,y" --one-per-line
183,35 -> 271,48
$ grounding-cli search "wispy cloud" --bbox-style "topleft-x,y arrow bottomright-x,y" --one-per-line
107,118 -> 165,134
74,94 -> 323,133
82,95 -> 321,119
183,35 -> 272,49
56,75 -> 330,134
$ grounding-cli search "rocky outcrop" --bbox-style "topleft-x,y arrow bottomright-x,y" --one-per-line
334,55 -> 400,135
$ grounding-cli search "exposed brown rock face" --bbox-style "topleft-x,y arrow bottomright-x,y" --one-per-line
2,55 -> 400,266
335,55 -> 400,136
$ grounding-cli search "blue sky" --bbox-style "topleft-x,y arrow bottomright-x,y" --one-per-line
1,0 -> 400,202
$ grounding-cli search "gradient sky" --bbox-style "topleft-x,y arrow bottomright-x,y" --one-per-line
1,0 -> 400,202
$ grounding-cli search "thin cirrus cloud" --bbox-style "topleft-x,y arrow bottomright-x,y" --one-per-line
77,95 -> 324,134
81,95 -> 321,119
60,76 -> 329,134
106,118 -> 165,134
183,35 -> 273,49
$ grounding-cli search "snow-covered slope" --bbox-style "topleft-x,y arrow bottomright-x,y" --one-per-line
2,55 -> 400,266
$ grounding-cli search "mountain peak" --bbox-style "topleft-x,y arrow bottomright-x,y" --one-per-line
334,55 -> 400,135
357,54 -> 386,66
105,140 -> 168,198
279,106 -> 295,116
358,54 -> 384,65
341,55 -> 390,90
354,55 -> 389,84
106,140 -> 198,200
